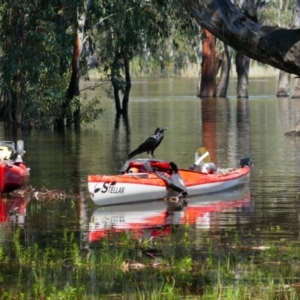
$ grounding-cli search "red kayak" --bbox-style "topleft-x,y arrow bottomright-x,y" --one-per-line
0,140 -> 30,193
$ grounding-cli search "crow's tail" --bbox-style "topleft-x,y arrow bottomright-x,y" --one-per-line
128,149 -> 139,159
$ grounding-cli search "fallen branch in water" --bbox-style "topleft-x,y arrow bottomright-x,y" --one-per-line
120,255 -> 169,273
8,186 -> 83,201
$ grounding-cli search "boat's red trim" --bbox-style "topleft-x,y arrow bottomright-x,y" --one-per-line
88,173 -> 167,187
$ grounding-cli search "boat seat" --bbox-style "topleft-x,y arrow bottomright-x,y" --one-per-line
124,173 -> 149,178
0,145 -> 13,160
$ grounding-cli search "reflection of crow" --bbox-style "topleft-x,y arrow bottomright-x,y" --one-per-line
128,127 -> 168,159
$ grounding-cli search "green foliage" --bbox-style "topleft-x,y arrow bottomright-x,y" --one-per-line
0,0 -> 76,128
258,0 -> 296,27
0,0 -> 297,127
77,96 -> 103,125
90,0 -> 199,83
0,244 -> 5,261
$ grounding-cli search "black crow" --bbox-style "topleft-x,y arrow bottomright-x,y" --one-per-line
128,127 -> 168,159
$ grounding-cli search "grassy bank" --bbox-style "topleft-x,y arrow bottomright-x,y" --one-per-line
1,225 -> 300,299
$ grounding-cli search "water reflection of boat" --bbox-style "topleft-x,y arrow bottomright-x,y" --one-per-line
0,196 -> 30,226
88,187 -> 251,243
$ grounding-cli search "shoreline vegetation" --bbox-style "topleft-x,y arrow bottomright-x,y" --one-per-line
88,62 -> 280,80
1,217 -> 300,299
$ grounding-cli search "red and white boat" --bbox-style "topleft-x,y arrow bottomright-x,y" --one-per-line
88,187 -> 251,243
88,150 -> 252,206
0,140 -> 30,193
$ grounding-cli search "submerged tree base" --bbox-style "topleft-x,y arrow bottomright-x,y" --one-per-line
285,120 -> 300,136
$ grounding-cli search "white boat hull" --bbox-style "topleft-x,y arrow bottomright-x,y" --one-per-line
88,171 -> 250,206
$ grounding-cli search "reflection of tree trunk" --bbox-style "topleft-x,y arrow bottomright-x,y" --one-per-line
78,196 -> 89,250
216,97 -> 231,166
277,71 -> 290,97
199,29 -> 216,97
278,97 -> 293,134
201,97 -> 217,162
113,112 -> 131,163
237,97 -> 251,156
214,44 -> 232,97
285,119 -> 300,136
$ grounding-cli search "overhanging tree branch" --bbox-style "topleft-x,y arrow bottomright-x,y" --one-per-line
182,0 -> 300,76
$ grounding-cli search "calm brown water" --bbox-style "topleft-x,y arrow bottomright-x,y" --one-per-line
2,77 -> 300,297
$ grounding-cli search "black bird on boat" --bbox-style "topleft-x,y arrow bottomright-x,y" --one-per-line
128,127 -> 168,159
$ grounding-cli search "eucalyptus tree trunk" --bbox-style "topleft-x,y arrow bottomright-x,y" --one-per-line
121,53 -> 131,115
234,0 -> 256,99
214,44 -> 232,97
283,0 -> 300,133
277,1 -> 300,97
5,14 -> 25,127
12,72 -> 23,126
112,76 -> 122,114
292,79 -> 300,98
235,52 -> 250,98
55,0 -> 90,129
111,52 -> 132,115
276,71 -> 291,97
199,28 -> 217,97
291,1 -> 300,98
